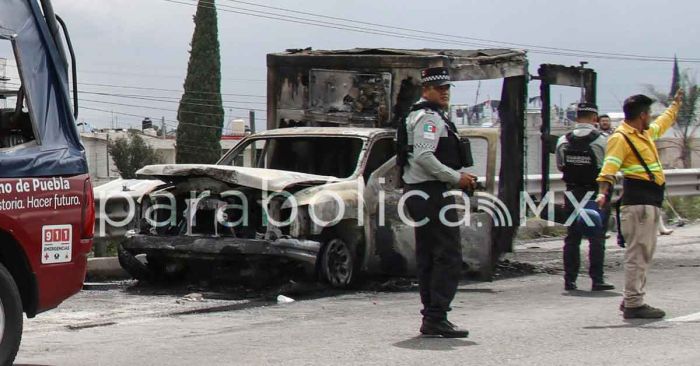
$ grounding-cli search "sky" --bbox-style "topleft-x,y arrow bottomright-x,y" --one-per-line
3,0 -> 700,132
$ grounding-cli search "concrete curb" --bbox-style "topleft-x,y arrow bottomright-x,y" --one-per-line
87,257 -> 130,281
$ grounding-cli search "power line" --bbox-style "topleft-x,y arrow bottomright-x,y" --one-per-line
165,0 -> 700,63
77,90 -> 266,108
164,0 -> 490,49
79,81 -> 265,98
78,68 -> 265,82
80,97 -> 265,113
1,61 -> 264,83
1,78 -> 266,98
80,105 -> 266,132
218,0 -> 700,63
80,105 -> 224,129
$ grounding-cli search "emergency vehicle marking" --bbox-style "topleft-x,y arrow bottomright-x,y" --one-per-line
0,178 -> 81,212
42,224 -> 72,264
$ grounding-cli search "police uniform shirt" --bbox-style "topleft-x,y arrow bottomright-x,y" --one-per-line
555,122 -> 607,172
402,99 -> 461,185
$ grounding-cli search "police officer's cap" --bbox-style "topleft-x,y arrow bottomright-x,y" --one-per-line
421,67 -> 451,87
577,102 -> 599,114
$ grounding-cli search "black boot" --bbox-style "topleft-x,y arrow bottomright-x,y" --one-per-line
591,282 -> 615,291
420,318 -> 469,338
623,304 -> 666,319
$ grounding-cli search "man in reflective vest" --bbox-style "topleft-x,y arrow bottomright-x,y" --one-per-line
596,89 -> 683,319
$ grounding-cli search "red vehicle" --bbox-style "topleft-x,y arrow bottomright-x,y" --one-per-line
0,0 -> 93,363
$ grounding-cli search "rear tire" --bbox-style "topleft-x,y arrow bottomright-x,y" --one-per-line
0,263 -> 23,366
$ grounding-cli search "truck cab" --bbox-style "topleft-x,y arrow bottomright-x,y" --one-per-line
0,0 -> 93,363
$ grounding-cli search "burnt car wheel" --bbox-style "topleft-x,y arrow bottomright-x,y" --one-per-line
0,263 -> 22,366
117,244 -> 154,281
321,238 -> 356,288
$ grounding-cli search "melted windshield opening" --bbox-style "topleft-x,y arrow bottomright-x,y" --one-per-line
222,136 -> 365,178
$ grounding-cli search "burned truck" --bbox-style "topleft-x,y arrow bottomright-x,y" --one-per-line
118,49 -> 595,286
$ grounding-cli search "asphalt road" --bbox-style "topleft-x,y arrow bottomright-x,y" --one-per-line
14,224 -> 700,366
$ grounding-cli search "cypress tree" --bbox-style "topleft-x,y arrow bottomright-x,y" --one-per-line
669,55 -> 681,99
176,0 -> 224,164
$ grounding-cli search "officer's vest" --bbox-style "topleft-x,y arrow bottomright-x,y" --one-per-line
562,130 -> 601,189
396,102 -> 471,171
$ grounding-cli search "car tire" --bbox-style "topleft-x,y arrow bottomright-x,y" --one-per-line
117,244 -> 151,281
320,238 -> 356,288
0,263 -> 23,366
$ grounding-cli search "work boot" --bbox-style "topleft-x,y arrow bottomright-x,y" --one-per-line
591,282 -> 615,291
619,302 -> 625,312
420,318 -> 469,338
623,304 -> 666,319
565,281 -> 577,291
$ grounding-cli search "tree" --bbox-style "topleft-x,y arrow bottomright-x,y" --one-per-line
175,0 -> 224,164
670,55 -> 681,98
646,58 -> 700,168
109,131 -> 162,179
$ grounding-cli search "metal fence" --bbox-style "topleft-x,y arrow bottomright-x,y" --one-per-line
522,169 -> 700,201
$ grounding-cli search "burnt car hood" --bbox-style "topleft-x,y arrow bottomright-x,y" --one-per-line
136,164 -> 342,192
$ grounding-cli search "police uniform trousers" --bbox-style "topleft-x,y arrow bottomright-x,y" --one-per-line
564,187 -> 606,284
404,181 -> 462,321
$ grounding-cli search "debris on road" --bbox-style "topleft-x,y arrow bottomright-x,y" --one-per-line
177,293 -> 205,304
66,321 -> 117,331
277,295 -> 295,304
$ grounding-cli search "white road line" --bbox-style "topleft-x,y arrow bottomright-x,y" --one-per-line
668,312 -> 700,322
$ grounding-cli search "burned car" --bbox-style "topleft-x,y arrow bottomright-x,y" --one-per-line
118,48 -> 597,287
119,126 -> 499,287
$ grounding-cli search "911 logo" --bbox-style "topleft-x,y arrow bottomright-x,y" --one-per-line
41,224 -> 72,264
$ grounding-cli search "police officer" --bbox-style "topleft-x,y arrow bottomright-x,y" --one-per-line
555,103 -> 615,292
401,67 -> 476,338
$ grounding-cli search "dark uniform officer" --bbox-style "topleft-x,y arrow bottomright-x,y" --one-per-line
401,67 -> 475,338
555,102 -> 615,292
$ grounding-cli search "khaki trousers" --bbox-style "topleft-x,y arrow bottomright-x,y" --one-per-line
619,205 -> 660,308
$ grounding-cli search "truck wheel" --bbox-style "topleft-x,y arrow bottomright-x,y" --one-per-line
117,244 -> 151,281
0,263 -> 22,366
320,238 -> 356,288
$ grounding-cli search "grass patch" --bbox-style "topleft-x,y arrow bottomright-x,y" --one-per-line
664,196 -> 700,222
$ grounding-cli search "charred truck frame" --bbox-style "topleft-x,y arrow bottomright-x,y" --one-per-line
119,48 -> 594,287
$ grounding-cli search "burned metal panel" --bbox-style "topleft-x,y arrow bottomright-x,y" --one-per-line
494,75 -> 528,256
136,164 -> 342,192
308,69 -> 392,126
389,70 -> 422,128
267,48 -> 528,130
537,64 -> 597,104
122,235 -> 321,265
537,64 -> 597,197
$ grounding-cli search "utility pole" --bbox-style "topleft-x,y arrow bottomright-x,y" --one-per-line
161,116 -> 166,139
249,110 -> 256,134
579,61 -> 589,102
105,132 -> 110,178
249,110 -> 256,167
